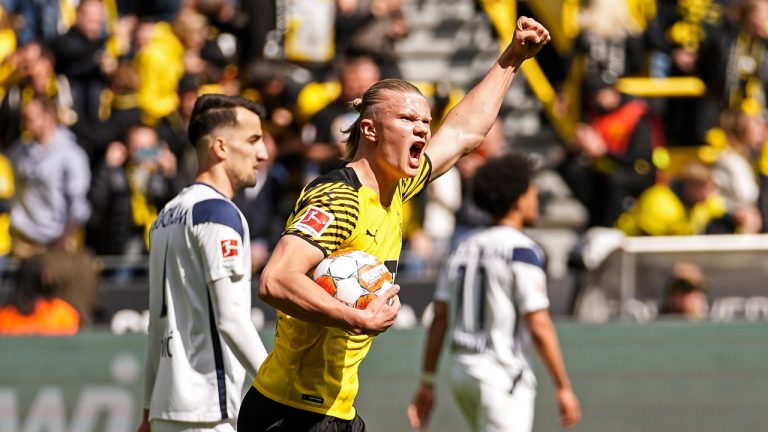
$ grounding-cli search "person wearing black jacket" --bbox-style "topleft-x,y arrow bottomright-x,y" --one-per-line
50,0 -> 109,124
558,74 -> 665,228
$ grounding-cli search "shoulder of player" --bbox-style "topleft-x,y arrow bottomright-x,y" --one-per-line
305,167 -> 362,191
300,167 -> 362,203
191,197 -> 245,238
469,227 -> 545,269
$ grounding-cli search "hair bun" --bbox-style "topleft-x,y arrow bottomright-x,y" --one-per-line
351,97 -> 363,112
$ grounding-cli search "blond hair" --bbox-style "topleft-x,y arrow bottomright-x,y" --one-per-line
578,0 -> 642,39
340,78 -> 424,161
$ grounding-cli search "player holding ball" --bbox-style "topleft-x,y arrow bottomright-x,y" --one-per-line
238,16 -> 551,432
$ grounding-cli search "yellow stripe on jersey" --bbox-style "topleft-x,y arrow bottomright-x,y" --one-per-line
256,156 -> 432,420
287,182 -> 360,254
400,156 -> 432,204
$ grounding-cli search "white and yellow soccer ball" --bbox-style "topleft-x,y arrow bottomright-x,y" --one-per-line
313,249 -> 394,309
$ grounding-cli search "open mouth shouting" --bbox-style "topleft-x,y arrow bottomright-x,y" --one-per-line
409,141 -> 425,168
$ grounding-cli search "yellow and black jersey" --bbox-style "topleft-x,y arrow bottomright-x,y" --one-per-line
254,156 -> 432,420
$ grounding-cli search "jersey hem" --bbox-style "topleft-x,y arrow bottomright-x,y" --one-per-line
252,383 -> 356,421
149,411 -> 232,423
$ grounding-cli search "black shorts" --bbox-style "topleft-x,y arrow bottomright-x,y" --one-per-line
238,387 -> 367,432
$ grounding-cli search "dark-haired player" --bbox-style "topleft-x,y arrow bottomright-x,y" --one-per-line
139,94 -> 269,432
408,152 -> 581,432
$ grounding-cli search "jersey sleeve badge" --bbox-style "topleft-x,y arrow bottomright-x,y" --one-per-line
221,239 -> 240,258
293,206 -> 335,238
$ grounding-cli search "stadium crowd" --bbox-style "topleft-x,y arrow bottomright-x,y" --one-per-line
0,0 -> 767,332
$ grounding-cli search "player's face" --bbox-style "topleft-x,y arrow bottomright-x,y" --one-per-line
372,91 -> 432,178
519,183 -> 539,227
224,107 -> 268,190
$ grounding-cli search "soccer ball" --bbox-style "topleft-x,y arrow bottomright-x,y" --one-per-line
313,249 -> 394,309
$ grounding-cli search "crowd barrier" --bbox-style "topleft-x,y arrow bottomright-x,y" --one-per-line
2,233 -> 767,329
573,233 -> 768,322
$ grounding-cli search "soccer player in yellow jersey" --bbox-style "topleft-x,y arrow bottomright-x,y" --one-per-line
238,17 -> 551,432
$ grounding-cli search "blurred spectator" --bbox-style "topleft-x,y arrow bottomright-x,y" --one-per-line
233,132 -> 292,273
303,54 -> 380,176
558,74 -> 664,228
50,0 -> 109,124
133,0 -> 182,23
10,0 -> 62,46
189,0 -> 241,78
283,0 -> 337,80
172,7 -> 229,83
3,91 -> 100,327
575,0 -> 648,79
335,0 -> 409,78
713,109 -> 766,214
648,0 -> 727,146
661,261 -> 709,321
0,42 -> 75,150
87,125 -> 178,257
0,254 -> 79,335
7,97 -> 90,257
133,17 -> 185,124
561,0 -> 649,117
156,73 -> 201,186
194,0 -> 240,39
71,60 -> 143,167
243,59 -> 304,147
235,0 -> 279,66
242,60 -> 308,210
616,161 -> 761,236
646,0 -> 726,78
693,0 -> 768,142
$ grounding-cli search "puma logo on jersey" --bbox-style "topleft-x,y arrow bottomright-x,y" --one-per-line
365,228 -> 378,244
221,239 -> 239,258
294,206 -> 334,237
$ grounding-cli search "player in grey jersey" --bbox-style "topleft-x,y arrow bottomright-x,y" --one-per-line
408,152 -> 581,432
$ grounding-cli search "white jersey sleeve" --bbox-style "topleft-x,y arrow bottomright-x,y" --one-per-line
191,199 -> 249,282
208,277 -> 268,379
511,246 -> 549,314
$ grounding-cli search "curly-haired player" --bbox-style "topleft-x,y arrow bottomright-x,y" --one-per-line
409,152 -> 581,431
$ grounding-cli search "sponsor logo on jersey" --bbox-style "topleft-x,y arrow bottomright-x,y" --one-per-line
221,239 -> 239,258
294,206 -> 334,237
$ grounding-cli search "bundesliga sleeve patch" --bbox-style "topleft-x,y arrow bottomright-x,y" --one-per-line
221,239 -> 239,258
293,206 -> 334,238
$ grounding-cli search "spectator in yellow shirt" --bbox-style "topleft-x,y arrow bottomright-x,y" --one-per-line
617,161 -> 761,236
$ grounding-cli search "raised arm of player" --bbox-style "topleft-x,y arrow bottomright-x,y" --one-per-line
208,276 -> 269,379
426,16 -> 550,180
527,309 -> 582,428
259,235 -> 401,335
407,300 -> 449,431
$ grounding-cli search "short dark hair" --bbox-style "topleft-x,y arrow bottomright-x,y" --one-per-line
472,152 -> 534,220
187,94 -> 266,147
